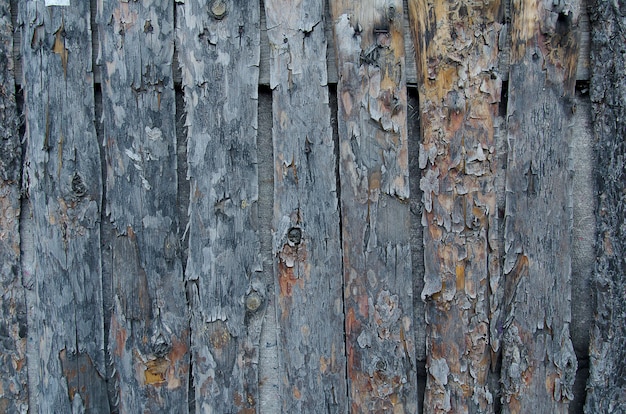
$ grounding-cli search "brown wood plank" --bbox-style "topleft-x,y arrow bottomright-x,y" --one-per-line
264,0 -> 348,411
499,0 -> 580,412
176,1 -> 263,412
408,0 -> 503,411
19,1 -> 108,411
585,1 -> 626,412
97,1 -> 190,411
0,0 -> 27,411
329,1 -> 418,412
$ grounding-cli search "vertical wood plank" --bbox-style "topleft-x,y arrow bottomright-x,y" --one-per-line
500,0 -> 580,412
330,1 -> 417,412
176,1 -> 263,412
98,0 -> 190,411
585,1 -> 626,412
19,1 -> 108,412
0,0 -> 27,411
408,0 -> 503,411
264,1 -> 348,411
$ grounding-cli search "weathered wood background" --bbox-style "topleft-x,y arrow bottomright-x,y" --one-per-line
0,0 -> 623,413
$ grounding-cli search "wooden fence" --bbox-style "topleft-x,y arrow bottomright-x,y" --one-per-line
0,0 -> 624,413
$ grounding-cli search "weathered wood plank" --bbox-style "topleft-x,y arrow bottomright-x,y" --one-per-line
408,0 -> 503,411
264,1 -> 348,411
585,2 -> 626,412
19,1 -> 108,412
176,1 -> 263,412
500,0 -> 580,412
98,0 -> 190,411
330,1 -> 418,412
0,0 -> 27,412
10,0 -> 593,85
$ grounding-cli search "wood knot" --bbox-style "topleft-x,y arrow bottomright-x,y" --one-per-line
71,172 -> 86,197
287,227 -> 302,245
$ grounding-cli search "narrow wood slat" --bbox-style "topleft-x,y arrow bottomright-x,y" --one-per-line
176,1 -> 264,412
98,0 -> 190,411
408,0 -> 503,411
0,0 -> 28,411
585,1 -> 626,412
330,1 -> 418,412
19,1 -> 109,412
264,0 -> 348,411
500,0 -> 580,412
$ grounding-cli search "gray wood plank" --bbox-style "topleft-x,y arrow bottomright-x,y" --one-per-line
585,1 -> 626,412
19,1 -> 108,412
329,1 -> 418,412
264,0 -> 348,411
408,0 -> 503,411
500,0 -> 580,412
97,0 -> 190,411
0,0 -> 28,411
176,1 -> 264,412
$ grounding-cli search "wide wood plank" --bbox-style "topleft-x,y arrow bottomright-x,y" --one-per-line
585,1 -> 626,412
176,1 -> 264,412
408,0 -> 503,411
19,1 -> 108,411
0,0 -> 27,411
264,0 -> 348,411
98,0 -> 190,411
330,1 -> 418,412
500,0 -> 580,412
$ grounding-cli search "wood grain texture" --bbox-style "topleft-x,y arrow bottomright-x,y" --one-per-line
98,0 -> 190,411
19,1 -> 108,412
585,1 -> 626,412
176,1 -> 263,412
330,1 -> 417,412
0,0 -> 27,412
408,0 -> 503,411
264,0 -> 347,411
500,0 -> 580,412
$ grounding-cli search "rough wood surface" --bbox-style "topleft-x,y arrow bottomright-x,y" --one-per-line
330,1 -> 418,412
499,0 -> 580,412
176,1 -> 263,412
9,0 -> 594,86
585,1 -> 626,412
264,0 -> 347,411
19,1 -> 108,412
408,0 -> 503,411
98,0 -> 190,411
0,0 -> 27,412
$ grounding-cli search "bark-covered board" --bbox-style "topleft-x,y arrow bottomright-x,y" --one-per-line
330,1 -> 417,411
264,0 -> 347,411
98,0 -> 189,411
500,0 -> 580,412
176,1 -> 263,412
585,1 -> 626,412
19,0 -> 109,412
0,0 -> 27,411
408,0 -> 503,412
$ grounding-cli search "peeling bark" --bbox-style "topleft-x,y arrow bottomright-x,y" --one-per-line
19,1 -> 108,412
0,0 -> 27,412
330,1 -> 417,412
264,0 -> 348,411
98,0 -> 190,411
500,0 -> 580,412
408,0 -> 503,412
176,1 -> 263,412
585,1 -> 626,412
